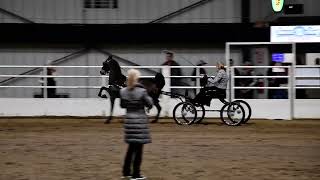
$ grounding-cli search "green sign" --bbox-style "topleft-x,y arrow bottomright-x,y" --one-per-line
271,0 -> 285,12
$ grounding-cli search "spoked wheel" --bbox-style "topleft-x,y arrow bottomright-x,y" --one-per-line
220,102 -> 245,126
193,104 -> 206,124
173,102 -> 197,125
233,100 -> 252,124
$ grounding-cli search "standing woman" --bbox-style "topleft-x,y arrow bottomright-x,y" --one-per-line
120,69 -> 153,180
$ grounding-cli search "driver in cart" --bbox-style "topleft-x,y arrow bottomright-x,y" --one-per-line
193,61 -> 228,106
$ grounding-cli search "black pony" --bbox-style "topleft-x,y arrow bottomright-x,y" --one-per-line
98,55 -> 165,124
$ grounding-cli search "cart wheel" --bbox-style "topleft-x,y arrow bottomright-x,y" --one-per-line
220,102 -> 245,126
193,104 -> 206,124
173,102 -> 197,125
233,100 -> 252,124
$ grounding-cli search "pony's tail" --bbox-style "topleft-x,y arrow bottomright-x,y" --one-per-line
127,69 -> 141,90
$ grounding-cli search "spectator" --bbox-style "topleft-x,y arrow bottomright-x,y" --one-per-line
120,69 -> 153,180
40,67 -> 57,98
238,61 -> 256,99
230,59 -> 242,98
191,60 -> 207,86
191,60 -> 207,96
230,59 -> 241,77
162,52 -> 182,94
267,62 -> 288,99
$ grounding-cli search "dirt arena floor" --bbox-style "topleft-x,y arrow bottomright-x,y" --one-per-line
0,118 -> 320,180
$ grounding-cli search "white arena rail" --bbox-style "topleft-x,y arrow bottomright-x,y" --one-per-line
0,64 -> 319,119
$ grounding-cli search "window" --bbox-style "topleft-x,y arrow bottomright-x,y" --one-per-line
84,0 -> 118,9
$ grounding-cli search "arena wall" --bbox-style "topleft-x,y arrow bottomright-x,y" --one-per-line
0,47 -> 242,98
0,0 -> 241,24
2,0 -> 320,24
0,98 -> 319,119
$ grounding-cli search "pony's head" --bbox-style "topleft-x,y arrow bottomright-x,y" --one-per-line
100,56 -> 113,75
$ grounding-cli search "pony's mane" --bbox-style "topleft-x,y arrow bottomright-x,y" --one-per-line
107,57 -> 126,86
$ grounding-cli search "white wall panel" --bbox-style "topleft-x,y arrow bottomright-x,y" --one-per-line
0,98 -> 319,119
0,0 -> 83,23
0,0 -> 241,24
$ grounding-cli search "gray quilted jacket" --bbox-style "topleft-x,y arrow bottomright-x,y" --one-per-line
207,69 -> 228,89
120,84 -> 153,144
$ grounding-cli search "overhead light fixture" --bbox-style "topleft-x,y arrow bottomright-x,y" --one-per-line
271,0 -> 285,12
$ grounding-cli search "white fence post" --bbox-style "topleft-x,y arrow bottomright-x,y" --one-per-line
291,42 -> 297,120
43,67 -> 47,98
230,66 -> 235,100
162,66 -> 171,117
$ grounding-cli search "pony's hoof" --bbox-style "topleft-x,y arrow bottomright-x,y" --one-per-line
101,94 -> 108,99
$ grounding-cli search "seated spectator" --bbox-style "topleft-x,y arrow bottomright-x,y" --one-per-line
162,52 -> 183,95
40,67 -> 57,98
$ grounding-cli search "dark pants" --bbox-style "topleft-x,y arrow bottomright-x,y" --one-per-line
194,86 -> 227,105
123,143 -> 144,177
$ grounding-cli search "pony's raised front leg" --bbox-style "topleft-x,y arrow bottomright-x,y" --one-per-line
98,86 -> 109,98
